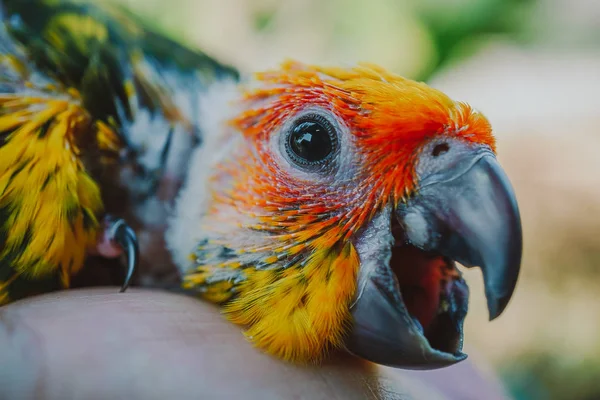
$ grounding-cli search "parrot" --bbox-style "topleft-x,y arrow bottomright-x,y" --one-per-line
0,0 -> 523,370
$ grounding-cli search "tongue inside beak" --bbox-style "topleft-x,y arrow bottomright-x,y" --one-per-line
390,241 -> 465,354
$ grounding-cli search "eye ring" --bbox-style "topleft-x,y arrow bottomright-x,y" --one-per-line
284,113 -> 339,168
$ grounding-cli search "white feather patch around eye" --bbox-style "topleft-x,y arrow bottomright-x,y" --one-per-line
166,79 -> 243,272
268,106 -> 360,185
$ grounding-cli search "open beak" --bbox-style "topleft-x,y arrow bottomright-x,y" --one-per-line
345,150 -> 522,369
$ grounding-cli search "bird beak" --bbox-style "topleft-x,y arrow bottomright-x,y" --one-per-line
345,150 -> 522,369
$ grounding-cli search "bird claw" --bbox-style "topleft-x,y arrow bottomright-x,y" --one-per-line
109,218 -> 139,292
94,216 -> 139,292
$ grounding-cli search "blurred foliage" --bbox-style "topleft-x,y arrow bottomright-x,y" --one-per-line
502,352 -> 600,400
411,0 -> 536,79
100,0 -> 540,80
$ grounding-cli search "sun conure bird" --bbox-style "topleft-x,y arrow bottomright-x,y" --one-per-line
0,0 -> 522,369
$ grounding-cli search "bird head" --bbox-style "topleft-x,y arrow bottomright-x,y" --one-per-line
167,61 -> 522,369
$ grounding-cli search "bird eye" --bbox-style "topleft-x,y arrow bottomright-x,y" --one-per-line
432,143 -> 450,157
285,113 -> 338,167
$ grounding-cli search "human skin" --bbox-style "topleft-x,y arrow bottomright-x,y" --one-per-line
0,288 -> 509,400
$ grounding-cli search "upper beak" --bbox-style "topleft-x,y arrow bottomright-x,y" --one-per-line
404,152 -> 522,319
345,149 -> 522,369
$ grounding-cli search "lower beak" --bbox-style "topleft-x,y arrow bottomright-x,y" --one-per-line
345,151 -> 522,369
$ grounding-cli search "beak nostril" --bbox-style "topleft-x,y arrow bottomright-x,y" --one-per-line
432,143 -> 450,157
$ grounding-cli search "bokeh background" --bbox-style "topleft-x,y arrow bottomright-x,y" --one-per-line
102,0 -> 599,398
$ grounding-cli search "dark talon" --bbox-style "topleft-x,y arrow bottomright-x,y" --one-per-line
109,219 -> 139,292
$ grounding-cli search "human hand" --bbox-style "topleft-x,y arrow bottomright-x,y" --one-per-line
0,288 -> 508,400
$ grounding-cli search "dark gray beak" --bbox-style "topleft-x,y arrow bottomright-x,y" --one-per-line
345,146 -> 522,369
404,152 -> 522,319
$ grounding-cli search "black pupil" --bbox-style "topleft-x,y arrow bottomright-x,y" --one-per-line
289,121 -> 333,163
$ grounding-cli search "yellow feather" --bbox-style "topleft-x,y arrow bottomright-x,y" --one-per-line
0,90 -> 112,282
222,241 -> 359,363
0,273 -> 18,305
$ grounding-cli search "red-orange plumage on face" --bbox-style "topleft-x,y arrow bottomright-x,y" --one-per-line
230,61 -> 495,237
178,60 -> 508,364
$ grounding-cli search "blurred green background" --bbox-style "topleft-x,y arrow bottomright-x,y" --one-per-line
101,0 -> 600,398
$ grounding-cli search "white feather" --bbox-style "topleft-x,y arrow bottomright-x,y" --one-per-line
166,79 -> 242,272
